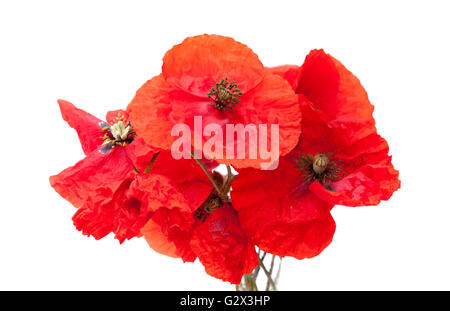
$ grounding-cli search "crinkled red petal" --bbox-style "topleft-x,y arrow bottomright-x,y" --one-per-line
57,99 -> 104,155
50,147 -> 133,208
127,74 -> 190,150
286,99 -> 388,165
110,179 -> 153,243
190,204 -> 258,284
130,173 -> 211,221
310,158 -> 400,206
72,204 -> 114,240
296,49 -> 376,145
140,210 -> 179,259
142,207 -> 197,262
133,173 -> 212,262
50,147 -> 136,239
162,34 -> 264,97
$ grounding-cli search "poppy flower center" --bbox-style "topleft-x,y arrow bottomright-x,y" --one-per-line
313,154 -> 329,174
100,117 -> 136,153
193,191 -> 223,222
207,77 -> 242,111
193,171 -> 226,222
295,153 -> 345,185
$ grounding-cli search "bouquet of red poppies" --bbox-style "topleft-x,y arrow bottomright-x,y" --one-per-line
49,34 -> 400,290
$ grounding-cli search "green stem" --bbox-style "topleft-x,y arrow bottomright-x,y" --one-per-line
190,152 -> 225,199
222,165 -> 233,197
258,254 -> 277,291
236,250 -> 282,291
236,273 -> 258,291
265,255 -> 276,291
244,273 -> 258,291
144,151 -> 160,174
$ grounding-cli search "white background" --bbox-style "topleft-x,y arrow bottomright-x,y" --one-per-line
1,0 -> 449,290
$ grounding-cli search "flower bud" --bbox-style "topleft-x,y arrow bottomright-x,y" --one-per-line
313,154 -> 329,174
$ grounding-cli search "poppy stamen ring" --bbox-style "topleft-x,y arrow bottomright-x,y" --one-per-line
207,77 -> 242,111
99,115 -> 136,153
295,153 -> 345,185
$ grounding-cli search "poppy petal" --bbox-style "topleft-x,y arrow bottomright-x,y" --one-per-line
72,202 -> 115,240
130,173 -> 211,220
49,148 -> 134,209
296,49 -> 376,144
190,204 -> 258,284
141,212 -> 179,258
142,207 -> 197,262
57,99 -> 105,154
162,34 -> 264,97
50,148 -> 135,239
111,179 -> 151,243
127,74 -> 187,150
310,159 -> 400,206
133,173 -> 212,262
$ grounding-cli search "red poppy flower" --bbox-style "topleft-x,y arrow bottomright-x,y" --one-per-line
49,100 -> 207,243
232,49 -> 400,259
127,34 -> 301,169
140,172 -> 258,284
269,49 -> 401,206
